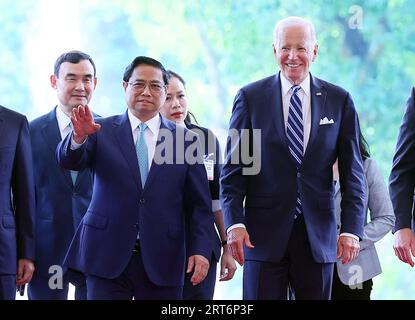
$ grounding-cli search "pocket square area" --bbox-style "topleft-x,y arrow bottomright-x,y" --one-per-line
319,117 -> 334,125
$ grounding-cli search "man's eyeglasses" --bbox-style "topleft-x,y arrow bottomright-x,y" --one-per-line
127,81 -> 165,94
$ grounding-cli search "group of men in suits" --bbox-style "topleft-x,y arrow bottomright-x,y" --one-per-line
1,15 -> 415,300
1,51 -> 214,300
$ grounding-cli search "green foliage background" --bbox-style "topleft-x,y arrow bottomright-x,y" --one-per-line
1,0 -> 414,299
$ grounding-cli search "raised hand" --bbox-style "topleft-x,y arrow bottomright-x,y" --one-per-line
71,105 -> 101,143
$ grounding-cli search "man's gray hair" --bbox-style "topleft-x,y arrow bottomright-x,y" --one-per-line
273,16 -> 317,46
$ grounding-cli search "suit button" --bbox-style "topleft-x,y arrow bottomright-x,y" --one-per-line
133,223 -> 139,228
139,198 -> 145,204
297,173 -> 301,178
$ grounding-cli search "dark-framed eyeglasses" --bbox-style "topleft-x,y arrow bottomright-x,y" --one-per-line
127,80 -> 165,94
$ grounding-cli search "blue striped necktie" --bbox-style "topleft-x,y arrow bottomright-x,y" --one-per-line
136,123 -> 149,187
287,85 -> 303,218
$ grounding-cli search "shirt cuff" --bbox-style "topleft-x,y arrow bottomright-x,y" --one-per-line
227,223 -> 246,234
70,135 -> 86,150
339,232 -> 359,241
212,200 -> 221,212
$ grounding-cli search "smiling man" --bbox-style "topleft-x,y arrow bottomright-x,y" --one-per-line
28,51 -> 97,300
220,16 -> 366,299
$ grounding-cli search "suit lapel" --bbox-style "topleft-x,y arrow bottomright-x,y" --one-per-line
114,111 -> 143,193
268,74 -> 291,156
303,75 -> 327,161
41,107 -> 73,187
269,74 -> 304,168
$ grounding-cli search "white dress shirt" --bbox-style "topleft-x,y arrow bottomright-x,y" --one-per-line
280,73 -> 312,152
128,110 -> 160,172
56,105 -> 73,140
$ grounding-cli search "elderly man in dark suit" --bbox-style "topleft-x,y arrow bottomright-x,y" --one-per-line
220,16 -> 366,299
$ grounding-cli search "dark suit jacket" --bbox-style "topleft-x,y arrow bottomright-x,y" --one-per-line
220,73 -> 365,264
186,122 -> 221,262
56,112 -> 213,286
0,106 -> 35,274
389,87 -> 415,232
29,107 -> 93,277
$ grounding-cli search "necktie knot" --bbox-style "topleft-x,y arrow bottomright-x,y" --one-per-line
138,123 -> 148,132
291,85 -> 301,95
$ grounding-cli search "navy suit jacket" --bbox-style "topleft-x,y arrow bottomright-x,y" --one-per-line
29,107 -> 93,277
0,106 -> 35,274
389,87 -> 415,232
220,73 -> 365,264
56,112 -> 213,286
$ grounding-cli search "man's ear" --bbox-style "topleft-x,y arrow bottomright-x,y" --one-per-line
312,44 -> 319,62
50,75 -> 57,89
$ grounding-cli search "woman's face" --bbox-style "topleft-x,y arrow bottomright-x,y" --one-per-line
161,76 -> 188,124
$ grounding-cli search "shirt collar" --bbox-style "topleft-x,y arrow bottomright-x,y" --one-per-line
55,105 -> 72,133
128,110 -> 160,135
280,73 -> 311,97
